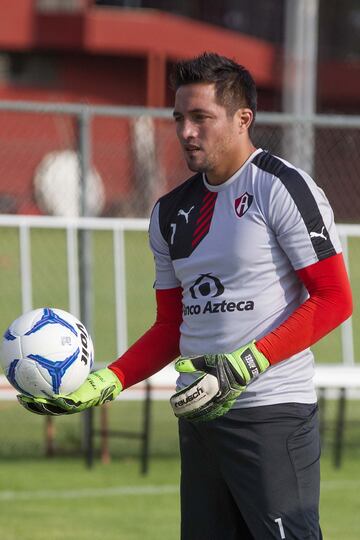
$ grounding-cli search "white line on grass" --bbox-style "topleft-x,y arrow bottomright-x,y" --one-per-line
1,480 -> 358,502
0,484 -> 179,501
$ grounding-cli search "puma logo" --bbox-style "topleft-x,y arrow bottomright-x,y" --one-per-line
178,206 -> 195,224
310,226 -> 327,241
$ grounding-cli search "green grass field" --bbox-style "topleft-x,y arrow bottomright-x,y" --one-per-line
0,399 -> 359,539
0,226 -> 360,538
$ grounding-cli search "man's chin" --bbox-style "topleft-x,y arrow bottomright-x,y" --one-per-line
186,159 -> 207,174
188,165 -> 202,173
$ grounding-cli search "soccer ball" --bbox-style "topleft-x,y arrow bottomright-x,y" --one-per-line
0,307 -> 94,398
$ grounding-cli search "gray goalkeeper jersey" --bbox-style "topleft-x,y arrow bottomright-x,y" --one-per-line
149,149 -> 342,407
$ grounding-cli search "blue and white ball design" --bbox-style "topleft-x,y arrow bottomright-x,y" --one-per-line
1,308 -> 94,398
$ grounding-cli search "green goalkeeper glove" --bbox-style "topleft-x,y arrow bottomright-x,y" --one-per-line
17,368 -> 122,416
170,341 -> 269,422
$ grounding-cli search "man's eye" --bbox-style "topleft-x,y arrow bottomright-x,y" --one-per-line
194,115 -> 208,122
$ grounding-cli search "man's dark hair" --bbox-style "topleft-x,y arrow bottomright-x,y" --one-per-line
170,52 -> 257,126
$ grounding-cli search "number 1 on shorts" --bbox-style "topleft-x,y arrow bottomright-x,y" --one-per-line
274,517 -> 286,539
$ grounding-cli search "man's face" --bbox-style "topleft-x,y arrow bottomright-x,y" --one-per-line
173,83 -> 244,183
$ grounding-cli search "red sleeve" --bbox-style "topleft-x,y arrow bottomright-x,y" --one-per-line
108,287 -> 182,389
256,253 -> 353,364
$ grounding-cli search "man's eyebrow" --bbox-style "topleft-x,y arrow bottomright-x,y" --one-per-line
173,108 -> 212,117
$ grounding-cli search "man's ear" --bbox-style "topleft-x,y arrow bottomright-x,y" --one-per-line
235,108 -> 254,133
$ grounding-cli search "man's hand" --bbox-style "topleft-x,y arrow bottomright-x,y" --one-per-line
17,368 -> 122,415
170,341 -> 269,422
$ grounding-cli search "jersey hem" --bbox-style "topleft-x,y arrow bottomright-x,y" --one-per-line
231,395 -> 318,409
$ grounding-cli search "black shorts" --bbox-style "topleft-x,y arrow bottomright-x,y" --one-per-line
179,403 -> 322,540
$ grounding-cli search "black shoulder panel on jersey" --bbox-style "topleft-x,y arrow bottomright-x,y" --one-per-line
252,151 -> 336,260
158,173 -> 217,260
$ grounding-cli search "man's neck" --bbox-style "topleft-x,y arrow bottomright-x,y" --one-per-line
206,143 -> 257,185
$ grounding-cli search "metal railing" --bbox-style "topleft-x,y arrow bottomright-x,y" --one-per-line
0,213 -> 358,365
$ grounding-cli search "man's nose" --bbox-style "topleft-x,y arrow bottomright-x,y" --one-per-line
180,119 -> 197,140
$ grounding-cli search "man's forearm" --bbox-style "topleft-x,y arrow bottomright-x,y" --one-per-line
109,287 -> 182,388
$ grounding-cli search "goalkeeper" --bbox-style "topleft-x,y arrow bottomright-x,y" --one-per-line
19,53 -> 353,540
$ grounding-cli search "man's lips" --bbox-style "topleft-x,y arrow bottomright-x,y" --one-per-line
184,144 -> 201,152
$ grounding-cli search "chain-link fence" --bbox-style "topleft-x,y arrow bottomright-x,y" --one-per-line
0,101 -> 359,221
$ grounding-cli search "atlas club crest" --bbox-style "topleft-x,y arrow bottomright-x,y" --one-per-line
234,192 -> 253,218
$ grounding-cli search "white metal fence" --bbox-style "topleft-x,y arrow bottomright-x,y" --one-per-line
0,214 -> 358,366
0,214 -> 151,364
